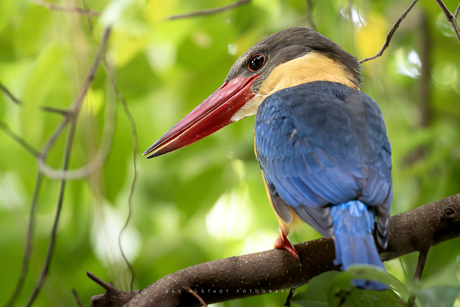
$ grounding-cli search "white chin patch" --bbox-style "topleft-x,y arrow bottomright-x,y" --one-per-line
231,94 -> 267,122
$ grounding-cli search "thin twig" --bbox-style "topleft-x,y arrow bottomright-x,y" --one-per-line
38,152 -> 104,179
87,271 -> 120,292
0,82 -> 22,105
434,0 -> 460,44
407,247 -> 430,307
35,28 -> 109,157
25,120 -> 78,307
37,27 -> 113,179
414,247 -> 430,280
284,288 -> 296,307
0,122 -> 40,157
186,287 -> 209,307
37,94 -> 117,180
104,59 -> 139,291
420,10 -> 431,127
72,289 -> 84,307
23,27 -> 112,307
165,0 -> 251,21
87,271 -> 141,305
68,27 -> 112,114
40,106 -> 70,116
455,3 -> 460,19
39,118 -> 71,159
29,0 -> 100,16
4,171 -> 43,307
80,0 -> 94,33
305,0 -> 316,30
359,0 -> 419,63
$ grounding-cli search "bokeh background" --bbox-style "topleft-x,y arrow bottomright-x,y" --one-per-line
1,0 -> 460,306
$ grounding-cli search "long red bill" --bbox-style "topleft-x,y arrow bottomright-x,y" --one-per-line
143,75 -> 260,158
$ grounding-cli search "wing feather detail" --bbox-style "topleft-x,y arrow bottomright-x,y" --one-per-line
255,81 -> 392,243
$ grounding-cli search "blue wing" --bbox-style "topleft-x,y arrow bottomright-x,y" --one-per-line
255,81 -> 392,248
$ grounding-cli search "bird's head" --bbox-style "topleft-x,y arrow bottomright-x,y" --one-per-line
143,27 -> 361,158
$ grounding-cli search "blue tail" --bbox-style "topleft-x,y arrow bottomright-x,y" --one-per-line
330,200 -> 388,291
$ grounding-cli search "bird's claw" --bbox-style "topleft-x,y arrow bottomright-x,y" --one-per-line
274,229 -> 302,267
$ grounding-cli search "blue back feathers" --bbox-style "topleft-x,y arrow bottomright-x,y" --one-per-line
255,81 -> 392,290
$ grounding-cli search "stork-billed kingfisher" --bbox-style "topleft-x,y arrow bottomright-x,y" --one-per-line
143,27 -> 392,290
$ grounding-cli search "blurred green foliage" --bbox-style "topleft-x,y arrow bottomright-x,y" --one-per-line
292,267 -> 407,307
1,0 -> 460,306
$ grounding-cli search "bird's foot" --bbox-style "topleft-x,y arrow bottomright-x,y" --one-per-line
274,229 -> 302,267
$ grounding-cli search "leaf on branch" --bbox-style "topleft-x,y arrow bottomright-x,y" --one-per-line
291,268 -> 406,307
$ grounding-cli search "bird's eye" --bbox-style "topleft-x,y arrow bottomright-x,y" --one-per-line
248,53 -> 266,72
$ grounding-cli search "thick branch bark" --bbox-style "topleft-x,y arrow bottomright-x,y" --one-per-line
90,193 -> 460,306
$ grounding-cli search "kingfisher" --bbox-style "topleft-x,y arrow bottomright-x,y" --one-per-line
143,27 -> 392,290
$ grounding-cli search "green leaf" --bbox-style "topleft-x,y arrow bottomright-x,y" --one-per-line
292,267 -> 407,307
291,271 -> 341,307
415,285 -> 460,307
327,266 -> 407,307
342,265 -> 408,295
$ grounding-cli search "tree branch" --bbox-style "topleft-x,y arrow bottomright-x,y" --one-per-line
0,122 -> 40,157
0,82 -> 22,105
165,0 -> 251,21
186,287 -> 208,307
284,288 -> 296,307
40,106 -> 71,116
72,289 -> 85,307
359,0 -> 419,63
5,27 -> 112,306
80,0 -> 95,33
36,27 -> 113,180
20,27 -> 112,307
434,0 -> 460,44
419,10 -> 432,128
4,171 -> 43,307
87,271 -> 140,307
407,246 -> 430,307
29,0 -> 100,17
455,3 -> 460,19
37,80 -> 118,181
89,193 -> 460,306
25,110 -> 79,307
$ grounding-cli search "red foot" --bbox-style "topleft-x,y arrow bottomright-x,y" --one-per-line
274,229 -> 302,267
